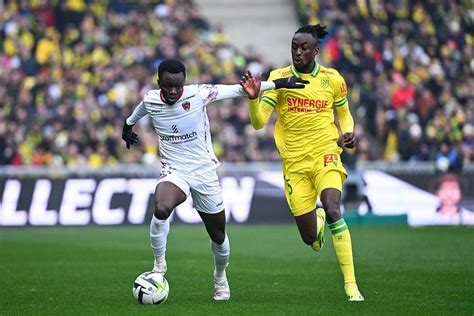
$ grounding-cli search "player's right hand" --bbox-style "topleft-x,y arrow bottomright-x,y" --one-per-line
273,76 -> 309,89
240,70 -> 262,100
122,121 -> 139,149
342,132 -> 357,149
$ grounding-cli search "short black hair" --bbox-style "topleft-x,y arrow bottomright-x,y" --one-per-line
158,59 -> 186,79
295,24 -> 329,46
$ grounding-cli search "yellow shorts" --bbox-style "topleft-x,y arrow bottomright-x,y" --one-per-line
282,151 -> 347,217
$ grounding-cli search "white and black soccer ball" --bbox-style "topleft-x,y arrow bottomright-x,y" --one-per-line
133,271 -> 169,304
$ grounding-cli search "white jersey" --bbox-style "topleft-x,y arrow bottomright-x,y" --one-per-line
126,82 -> 275,176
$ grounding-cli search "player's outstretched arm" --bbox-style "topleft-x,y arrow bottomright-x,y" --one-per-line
273,76 -> 309,89
210,72 -> 308,103
243,70 -> 274,130
240,71 -> 309,99
122,121 -> 139,149
243,72 -> 308,130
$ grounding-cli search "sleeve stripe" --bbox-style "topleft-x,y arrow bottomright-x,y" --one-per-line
262,96 -> 277,107
334,98 -> 347,107
334,98 -> 346,105
262,98 -> 276,108
335,101 -> 348,107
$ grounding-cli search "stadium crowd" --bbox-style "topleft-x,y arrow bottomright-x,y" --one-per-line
297,0 -> 473,171
0,0 -> 473,170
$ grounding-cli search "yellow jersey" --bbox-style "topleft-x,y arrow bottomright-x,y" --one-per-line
261,62 -> 349,159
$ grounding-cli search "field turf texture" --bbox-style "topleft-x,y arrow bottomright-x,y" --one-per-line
0,225 -> 472,315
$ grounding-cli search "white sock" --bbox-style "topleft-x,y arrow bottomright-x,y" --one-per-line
211,234 -> 230,280
214,269 -> 227,282
150,215 -> 170,258
155,255 -> 166,266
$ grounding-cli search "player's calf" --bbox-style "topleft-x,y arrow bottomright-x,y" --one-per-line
209,234 -> 230,300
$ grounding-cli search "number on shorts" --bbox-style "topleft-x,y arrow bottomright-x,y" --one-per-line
284,176 -> 293,195
323,154 -> 338,166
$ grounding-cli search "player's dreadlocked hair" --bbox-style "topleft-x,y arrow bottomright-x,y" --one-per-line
158,59 -> 186,79
295,24 -> 329,46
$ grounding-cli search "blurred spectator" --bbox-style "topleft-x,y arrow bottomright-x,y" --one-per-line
435,140 -> 463,173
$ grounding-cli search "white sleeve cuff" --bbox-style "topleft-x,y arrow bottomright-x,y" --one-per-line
260,81 -> 276,91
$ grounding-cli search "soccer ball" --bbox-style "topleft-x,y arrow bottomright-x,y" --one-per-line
132,271 -> 169,304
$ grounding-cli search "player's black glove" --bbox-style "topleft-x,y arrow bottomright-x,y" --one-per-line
122,121 -> 138,149
273,76 -> 309,89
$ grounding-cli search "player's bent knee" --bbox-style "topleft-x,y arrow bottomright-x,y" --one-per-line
210,231 -> 226,244
154,203 -> 173,220
154,209 -> 170,220
325,208 -> 342,223
301,233 -> 317,246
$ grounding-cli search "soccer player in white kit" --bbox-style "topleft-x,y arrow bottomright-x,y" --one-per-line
122,59 -> 307,301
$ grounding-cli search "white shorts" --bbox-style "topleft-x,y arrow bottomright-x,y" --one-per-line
157,169 -> 224,214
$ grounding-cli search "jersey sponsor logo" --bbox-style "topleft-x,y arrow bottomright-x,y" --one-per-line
281,70 -> 291,77
149,104 -> 164,114
159,131 -> 198,143
181,94 -> 196,101
182,101 -> 190,111
323,154 -> 338,166
321,78 -> 329,88
287,98 -> 328,112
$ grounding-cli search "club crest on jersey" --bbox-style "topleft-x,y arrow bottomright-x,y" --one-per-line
182,101 -> 191,111
321,78 -> 329,88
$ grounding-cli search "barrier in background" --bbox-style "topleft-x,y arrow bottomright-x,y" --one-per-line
0,162 -> 473,226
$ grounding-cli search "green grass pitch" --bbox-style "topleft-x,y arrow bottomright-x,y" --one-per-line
0,225 -> 473,315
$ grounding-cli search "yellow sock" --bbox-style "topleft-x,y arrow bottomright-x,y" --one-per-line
329,218 -> 356,284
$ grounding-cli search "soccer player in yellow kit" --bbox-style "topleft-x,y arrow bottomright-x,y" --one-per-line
245,24 -> 364,301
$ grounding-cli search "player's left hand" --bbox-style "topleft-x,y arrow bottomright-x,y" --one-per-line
273,76 -> 309,89
240,70 -> 261,100
122,121 -> 139,149
342,132 -> 357,149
